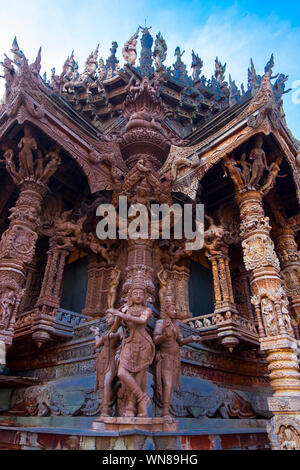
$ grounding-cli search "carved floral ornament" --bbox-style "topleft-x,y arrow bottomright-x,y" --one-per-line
242,233 -> 280,272
0,225 -> 38,263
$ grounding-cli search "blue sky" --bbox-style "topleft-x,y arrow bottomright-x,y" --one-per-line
0,0 -> 299,138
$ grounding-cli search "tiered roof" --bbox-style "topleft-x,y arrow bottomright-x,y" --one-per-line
1,29 -> 292,141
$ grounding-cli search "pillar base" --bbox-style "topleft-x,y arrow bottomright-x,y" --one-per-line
92,416 -> 178,433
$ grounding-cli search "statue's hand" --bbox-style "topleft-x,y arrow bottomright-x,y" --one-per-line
191,335 -> 202,343
106,308 -> 115,315
90,326 -> 100,336
113,311 -> 125,319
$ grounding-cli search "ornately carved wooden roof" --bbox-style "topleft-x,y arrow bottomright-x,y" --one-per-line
0,30 -> 294,142
0,29 -> 299,203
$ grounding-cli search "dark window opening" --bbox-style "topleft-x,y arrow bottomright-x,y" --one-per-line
189,259 -> 214,317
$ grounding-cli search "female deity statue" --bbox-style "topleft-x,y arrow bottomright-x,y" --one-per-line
111,271 -> 155,417
153,286 -> 201,422
157,267 -> 168,309
248,135 -> 269,188
107,267 -> 121,309
0,290 -> 15,330
90,310 -> 123,417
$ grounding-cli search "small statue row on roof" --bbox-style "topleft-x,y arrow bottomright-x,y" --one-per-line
0,34 -> 292,115
53,43 -> 121,95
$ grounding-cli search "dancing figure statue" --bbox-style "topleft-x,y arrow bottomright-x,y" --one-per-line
107,267 -> 121,309
157,267 -> 168,309
111,271 -> 155,417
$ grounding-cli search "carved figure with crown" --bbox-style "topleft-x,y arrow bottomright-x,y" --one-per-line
153,284 -> 201,422
110,270 -> 155,418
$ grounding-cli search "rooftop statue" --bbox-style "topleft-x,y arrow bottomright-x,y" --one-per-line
172,47 -> 189,83
11,36 -> 24,68
122,28 -> 140,67
153,32 -> 167,72
248,58 -> 262,95
0,55 -> 15,100
273,73 -> 292,107
139,25 -> 154,77
229,74 -> 241,106
83,45 -> 99,79
30,47 -> 42,76
106,41 -> 119,77
61,51 -> 76,93
215,56 -> 226,84
191,50 -> 203,82
264,53 -> 275,75
97,57 -> 106,83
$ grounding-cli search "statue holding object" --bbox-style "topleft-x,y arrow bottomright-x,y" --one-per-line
111,271 -> 155,417
154,285 -> 201,421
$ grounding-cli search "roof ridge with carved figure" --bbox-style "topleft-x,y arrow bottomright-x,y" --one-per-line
0,30 -> 295,141
0,28 -> 299,202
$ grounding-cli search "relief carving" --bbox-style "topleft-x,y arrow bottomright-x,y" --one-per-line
242,233 -> 280,271
278,426 -> 300,450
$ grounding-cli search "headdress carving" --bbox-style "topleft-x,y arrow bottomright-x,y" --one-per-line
130,270 -> 146,290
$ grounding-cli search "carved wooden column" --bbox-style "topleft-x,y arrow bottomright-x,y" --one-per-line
237,190 -> 300,449
0,180 -> 46,350
83,254 -> 116,317
206,251 -> 239,351
274,227 -> 300,330
36,240 -> 69,310
207,253 -> 237,311
0,126 -> 61,354
31,240 -> 70,346
171,260 -> 190,321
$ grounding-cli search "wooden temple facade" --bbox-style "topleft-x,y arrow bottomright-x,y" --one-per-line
0,28 -> 299,450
